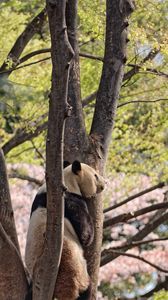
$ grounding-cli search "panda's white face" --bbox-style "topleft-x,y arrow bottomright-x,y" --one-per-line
64,161 -> 105,198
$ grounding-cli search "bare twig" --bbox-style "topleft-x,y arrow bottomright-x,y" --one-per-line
103,182 -> 165,213
101,249 -> 168,273
128,63 -> 168,79
110,237 -> 168,250
2,121 -> 47,155
118,98 -> 168,108
101,211 -> 168,266
31,140 -> 45,161
8,172 -> 43,186
82,91 -> 97,107
104,201 -> 168,228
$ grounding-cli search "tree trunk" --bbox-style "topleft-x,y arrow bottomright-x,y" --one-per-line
64,0 -> 88,162
33,1 -> 74,299
0,149 -> 28,300
86,1 -> 135,297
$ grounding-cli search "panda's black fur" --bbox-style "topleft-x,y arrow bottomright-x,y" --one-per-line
30,189 -> 94,248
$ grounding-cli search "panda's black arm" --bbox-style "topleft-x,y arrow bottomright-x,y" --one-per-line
30,190 -> 94,247
65,194 -> 94,247
30,192 -> 47,216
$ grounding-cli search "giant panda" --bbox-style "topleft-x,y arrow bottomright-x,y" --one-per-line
25,160 -> 105,300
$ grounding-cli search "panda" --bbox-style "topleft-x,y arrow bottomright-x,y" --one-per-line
25,160 -> 105,300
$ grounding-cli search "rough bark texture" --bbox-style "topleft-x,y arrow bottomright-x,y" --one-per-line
0,149 -> 28,300
0,149 -> 20,250
86,1 -> 135,297
91,0 -> 135,159
64,0 -> 88,162
33,1 -> 74,300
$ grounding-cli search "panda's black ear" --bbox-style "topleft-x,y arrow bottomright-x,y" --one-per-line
72,160 -> 81,175
63,160 -> 71,168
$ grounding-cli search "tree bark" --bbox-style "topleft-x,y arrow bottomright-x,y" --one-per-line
86,1 -> 135,298
90,0 -> 135,161
0,149 -> 28,300
64,0 -> 88,162
0,149 -> 20,250
33,1 -> 74,299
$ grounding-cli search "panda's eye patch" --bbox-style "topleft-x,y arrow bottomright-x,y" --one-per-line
95,174 -> 99,181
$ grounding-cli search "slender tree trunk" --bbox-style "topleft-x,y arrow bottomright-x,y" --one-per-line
33,1 -> 74,299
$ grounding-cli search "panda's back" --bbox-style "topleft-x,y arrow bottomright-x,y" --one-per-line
25,208 -> 46,276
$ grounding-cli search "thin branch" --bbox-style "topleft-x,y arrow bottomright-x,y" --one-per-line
103,182 -> 165,213
8,147 -> 34,159
118,98 -> 168,108
31,140 -> 45,161
128,63 -> 168,79
8,172 -> 43,186
123,49 -> 160,83
0,57 -> 51,74
80,52 -> 103,62
2,121 -> 47,156
110,237 -> 168,250
82,91 -> 97,107
104,201 -> 168,228
101,211 -> 168,266
101,249 -> 168,273
19,48 -> 51,64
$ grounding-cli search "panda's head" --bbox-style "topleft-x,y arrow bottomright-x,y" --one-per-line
64,160 -> 105,198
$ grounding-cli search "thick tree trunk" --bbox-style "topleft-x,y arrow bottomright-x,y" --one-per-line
86,1 -> 135,298
64,0 -> 88,162
0,149 -> 28,300
33,1 -> 74,300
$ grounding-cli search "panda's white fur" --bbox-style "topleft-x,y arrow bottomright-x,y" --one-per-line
25,161 -> 104,300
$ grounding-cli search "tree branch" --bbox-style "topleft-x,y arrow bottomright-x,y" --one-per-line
102,249 -> 168,273
104,201 -> 168,228
103,182 -> 165,213
128,63 -> 168,79
8,171 -> 43,186
32,1 -> 74,299
2,121 -> 48,156
101,210 -> 168,266
0,8 -> 47,76
118,98 -> 168,108
111,237 -> 168,250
